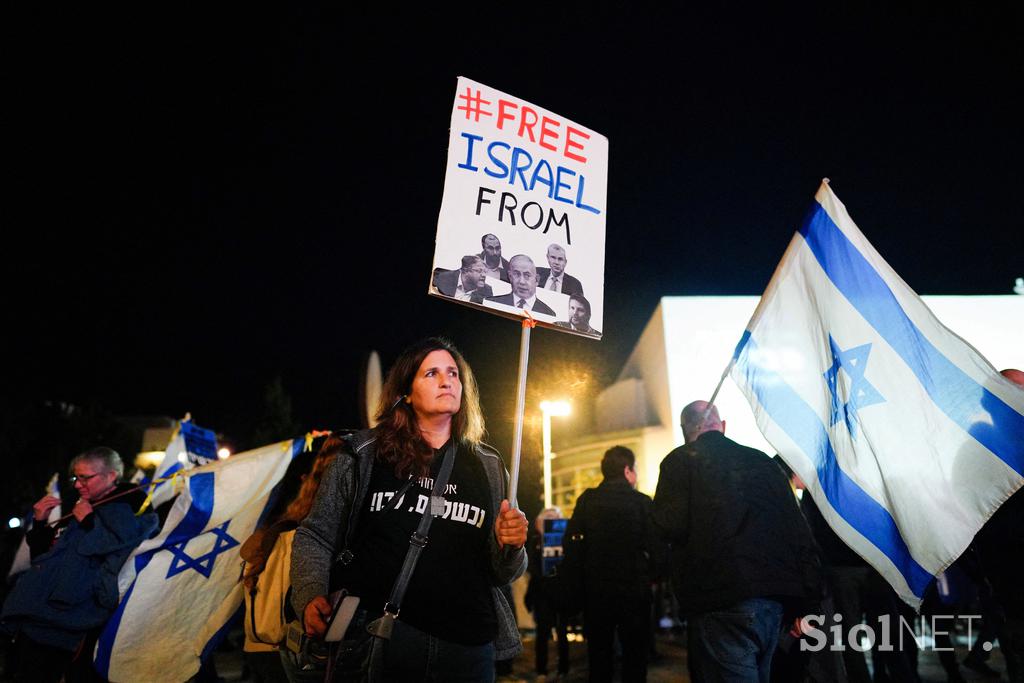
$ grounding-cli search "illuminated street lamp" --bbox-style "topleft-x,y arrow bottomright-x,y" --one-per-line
540,400 -> 571,508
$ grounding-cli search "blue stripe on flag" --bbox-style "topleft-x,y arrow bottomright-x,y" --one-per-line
254,438 -> 306,530
164,473 -> 216,546
132,471 -> 216,575
155,461 -> 183,481
735,331 -> 934,598
799,204 -> 1024,476
94,575 -> 139,677
96,472 -> 218,674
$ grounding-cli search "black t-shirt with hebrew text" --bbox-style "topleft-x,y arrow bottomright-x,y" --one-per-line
335,441 -> 497,645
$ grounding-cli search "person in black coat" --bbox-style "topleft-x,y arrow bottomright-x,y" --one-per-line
653,401 -> 821,683
565,446 -> 664,683
525,508 -> 570,681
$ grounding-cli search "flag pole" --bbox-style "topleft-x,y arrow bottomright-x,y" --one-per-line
49,485 -> 147,526
701,356 -> 736,429
700,182 -> 822,429
506,313 -> 537,509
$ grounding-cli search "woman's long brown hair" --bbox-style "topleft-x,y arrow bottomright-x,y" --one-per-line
242,435 -> 344,588
374,337 -> 485,479
281,435 -> 345,523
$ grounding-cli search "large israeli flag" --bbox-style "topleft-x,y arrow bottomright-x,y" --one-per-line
95,438 -> 302,682
730,181 -> 1024,607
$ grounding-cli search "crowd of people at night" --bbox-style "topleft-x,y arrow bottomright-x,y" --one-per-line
0,338 -> 1021,683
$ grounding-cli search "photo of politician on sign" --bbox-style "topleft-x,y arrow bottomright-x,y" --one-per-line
428,77 -> 607,339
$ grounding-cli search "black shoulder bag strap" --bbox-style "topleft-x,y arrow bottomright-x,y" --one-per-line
335,459 -> 416,569
366,440 -> 457,641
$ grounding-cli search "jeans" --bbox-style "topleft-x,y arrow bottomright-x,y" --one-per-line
687,598 -> 784,683
380,618 -> 495,682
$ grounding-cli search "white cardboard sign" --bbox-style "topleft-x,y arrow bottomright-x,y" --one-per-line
429,77 -> 608,339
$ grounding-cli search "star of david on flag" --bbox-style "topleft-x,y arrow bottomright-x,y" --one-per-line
165,522 -> 239,579
729,181 -> 1024,607
95,438 -> 303,682
824,336 -> 885,437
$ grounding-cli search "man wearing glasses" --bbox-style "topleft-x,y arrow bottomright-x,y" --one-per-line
1,447 -> 158,682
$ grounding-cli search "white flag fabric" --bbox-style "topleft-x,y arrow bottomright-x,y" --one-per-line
730,181 -> 1024,607
148,419 -> 219,510
7,473 -> 61,579
94,438 -> 302,682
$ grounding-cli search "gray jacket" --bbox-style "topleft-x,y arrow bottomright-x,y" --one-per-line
290,429 -> 526,657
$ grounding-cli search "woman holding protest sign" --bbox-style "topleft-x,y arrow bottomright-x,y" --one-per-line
290,337 -> 528,682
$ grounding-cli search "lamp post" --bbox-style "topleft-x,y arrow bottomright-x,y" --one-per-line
540,400 -> 571,509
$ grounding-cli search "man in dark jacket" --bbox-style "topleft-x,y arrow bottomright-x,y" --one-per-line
653,401 -> 819,683
565,445 -> 663,683
432,256 -> 494,303
1,447 -> 157,683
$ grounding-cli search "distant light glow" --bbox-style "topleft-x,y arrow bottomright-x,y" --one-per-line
540,400 -> 572,509
8,517 -> 22,529
134,450 -> 165,469
540,400 -> 571,416
217,448 -> 231,460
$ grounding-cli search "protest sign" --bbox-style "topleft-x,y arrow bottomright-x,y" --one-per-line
541,517 -> 568,577
430,77 -> 608,339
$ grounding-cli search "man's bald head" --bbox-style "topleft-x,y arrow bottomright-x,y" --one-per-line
1001,368 -> 1024,386
680,400 -> 724,443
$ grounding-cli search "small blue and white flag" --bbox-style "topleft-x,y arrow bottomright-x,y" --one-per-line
94,437 -> 303,682
6,473 -> 61,579
730,181 -> 1024,607
147,417 -> 220,510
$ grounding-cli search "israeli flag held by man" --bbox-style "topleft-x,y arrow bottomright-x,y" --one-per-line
730,180 -> 1024,607
94,437 -> 302,682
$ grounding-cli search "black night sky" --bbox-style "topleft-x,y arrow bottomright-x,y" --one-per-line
4,6 -> 1021,490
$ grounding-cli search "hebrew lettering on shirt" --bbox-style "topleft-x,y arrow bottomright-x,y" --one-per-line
450,502 -> 471,523
414,477 -> 458,496
368,490 -> 408,512
394,494 -> 487,529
